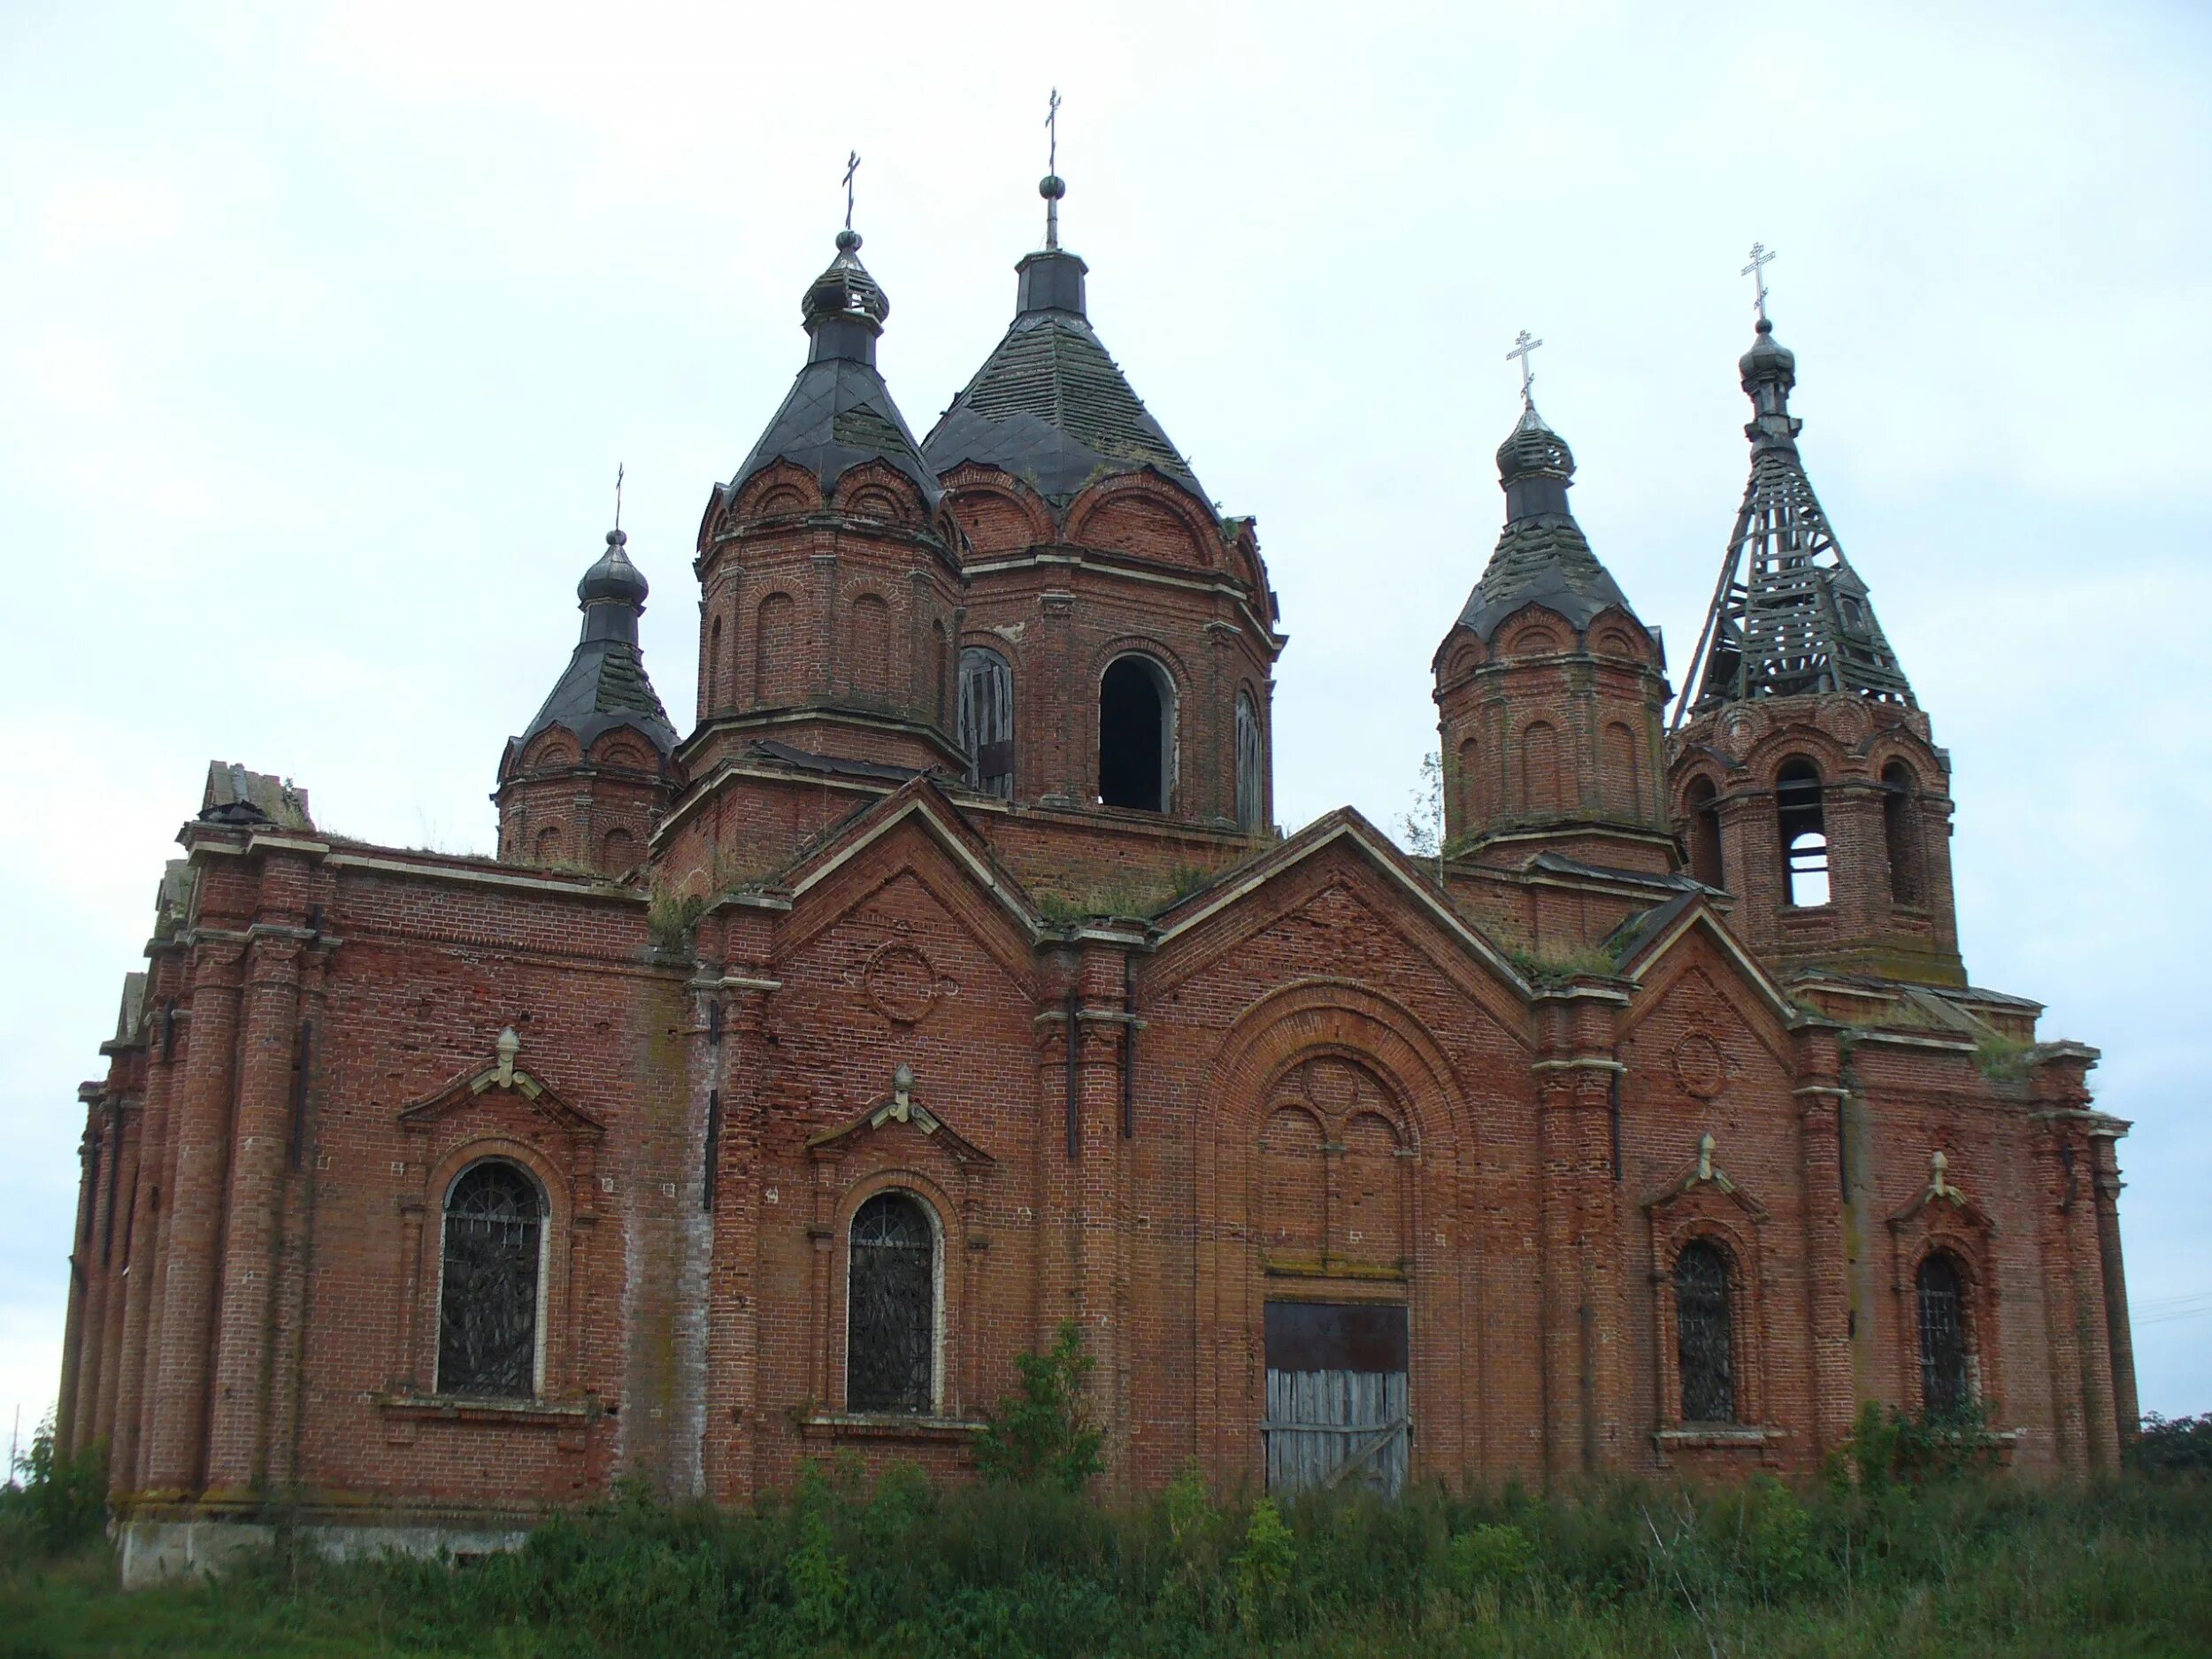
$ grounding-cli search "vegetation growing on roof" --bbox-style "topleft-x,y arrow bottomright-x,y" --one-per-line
1974,1033 -> 2035,1084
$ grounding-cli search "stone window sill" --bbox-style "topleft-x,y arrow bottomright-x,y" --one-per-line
373,1392 -> 599,1427
795,1411 -> 987,1445
1654,1425 -> 1787,1450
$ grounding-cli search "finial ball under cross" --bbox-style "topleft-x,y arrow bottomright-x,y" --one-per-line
1506,328 -> 1543,403
1742,242 -> 1777,325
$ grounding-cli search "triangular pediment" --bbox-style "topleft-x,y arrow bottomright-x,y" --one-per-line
397,1029 -> 603,1140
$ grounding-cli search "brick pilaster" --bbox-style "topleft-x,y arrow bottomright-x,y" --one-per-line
144,940 -> 245,1499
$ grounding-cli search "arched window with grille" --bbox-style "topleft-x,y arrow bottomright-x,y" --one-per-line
958,647 -> 1015,799
1916,1252 -> 1970,1418
847,1191 -> 936,1413
1673,1239 -> 1736,1424
1234,690 -> 1264,830
437,1161 -> 545,1399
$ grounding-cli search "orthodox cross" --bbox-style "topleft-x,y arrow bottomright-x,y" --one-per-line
1506,329 -> 1542,404
842,150 -> 861,233
1046,88 -> 1061,173
613,462 -> 625,534
1741,241 -> 1776,324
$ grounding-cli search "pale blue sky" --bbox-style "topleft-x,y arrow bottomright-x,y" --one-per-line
3,0 -> 2206,1448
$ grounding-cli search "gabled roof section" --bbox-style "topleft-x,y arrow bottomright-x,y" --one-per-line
773,773 -> 1047,940
1150,806 -> 1533,997
1608,891 -> 1799,1026
923,249 -> 1206,508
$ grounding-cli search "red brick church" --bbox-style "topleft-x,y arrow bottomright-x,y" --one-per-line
55,178 -> 2138,1579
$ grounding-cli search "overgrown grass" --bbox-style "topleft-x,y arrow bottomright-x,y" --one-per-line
4,1457 -> 2208,1657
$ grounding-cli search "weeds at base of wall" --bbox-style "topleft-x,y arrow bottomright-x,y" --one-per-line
6,1452 -> 2208,1657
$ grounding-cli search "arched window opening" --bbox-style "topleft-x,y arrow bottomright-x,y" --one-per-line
437,1161 -> 544,1399
959,647 -> 1014,799
1685,776 -> 1725,890
602,828 -> 634,872
1777,757 -> 1828,908
1916,1252 -> 1970,1419
756,593 -> 796,706
1235,691 -> 1264,830
1099,656 -> 1173,812
1883,762 -> 1925,905
534,825 -> 563,865
847,1191 -> 935,1413
1673,1239 -> 1736,1424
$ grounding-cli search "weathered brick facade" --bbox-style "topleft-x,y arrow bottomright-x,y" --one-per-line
55,203 -> 2135,1583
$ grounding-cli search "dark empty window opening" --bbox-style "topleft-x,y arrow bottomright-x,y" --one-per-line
437,1161 -> 544,1399
1883,762 -> 1925,905
1685,776 -> 1724,890
1235,691 -> 1264,830
1916,1252 -> 1970,1419
1777,757 -> 1828,908
1099,656 -> 1172,812
847,1191 -> 935,1413
1674,1239 -> 1737,1424
958,647 -> 1015,799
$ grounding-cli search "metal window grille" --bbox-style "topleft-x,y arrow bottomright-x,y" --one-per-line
848,1192 -> 933,1413
958,648 -> 1015,798
437,1162 -> 543,1399
1916,1253 -> 1970,1418
1674,1240 -> 1736,1424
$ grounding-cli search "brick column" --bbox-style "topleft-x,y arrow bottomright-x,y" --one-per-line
266,941 -> 331,1498
2089,1130 -> 2139,1444
144,940 -> 245,1499
1533,986 -> 1630,1482
113,1018 -> 180,1494
1790,1025 -> 1855,1457
1040,592 -> 1077,806
92,1095 -> 142,1451
1069,940 -> 1133,1487
58,1120 -> 98,1455
703,956 -> 775,1505
204,929 -> 304,1498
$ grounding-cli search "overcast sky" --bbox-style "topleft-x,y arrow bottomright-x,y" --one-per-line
4,0 -> 2207,1454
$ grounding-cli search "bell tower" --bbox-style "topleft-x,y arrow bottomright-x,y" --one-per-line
1432,357 -> 1673,872
1669,288 -> 1963,985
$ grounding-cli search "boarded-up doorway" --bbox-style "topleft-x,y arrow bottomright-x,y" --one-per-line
1263,1302 -> 1409,1497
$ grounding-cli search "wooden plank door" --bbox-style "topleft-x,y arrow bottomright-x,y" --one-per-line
1262,1302 -> 1409,1498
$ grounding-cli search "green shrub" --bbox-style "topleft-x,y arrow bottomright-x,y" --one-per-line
2131,1411 -> 2212,1475
1447,1520 -> 1538,1598
973,1321 -> 1104,1493
0,1420 -> 106,1556
1229,1495 -> 1296,1634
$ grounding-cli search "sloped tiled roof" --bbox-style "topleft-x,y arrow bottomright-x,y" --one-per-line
731,356 -> 940,508
522,635 -> 678,756
924,251 -> 1204,506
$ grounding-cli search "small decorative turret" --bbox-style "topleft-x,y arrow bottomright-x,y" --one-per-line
1432,340 -> 1672,872
495,519 -> 679,875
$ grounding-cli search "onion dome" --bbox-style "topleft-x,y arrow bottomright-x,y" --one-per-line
1455,398 -> 1637,642
578,528 -> 649,607
517,526 -> 678,756
724,228 -> 939,509
923,173 -> 1205,508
